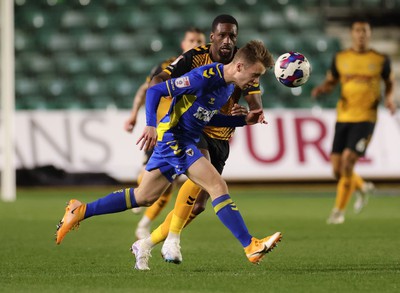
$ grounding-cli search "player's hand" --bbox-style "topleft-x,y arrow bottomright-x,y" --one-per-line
385,99 -> 397,115
311,86 -> 324,98
230,103 -> 248,116
124,114 -> 137,133
245,109 -> 267,125
136,126 -> 157,151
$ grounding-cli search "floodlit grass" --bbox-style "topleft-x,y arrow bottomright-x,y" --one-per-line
0,185 -> 399,293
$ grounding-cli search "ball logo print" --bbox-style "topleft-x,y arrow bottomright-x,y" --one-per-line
274,52 -> 311,87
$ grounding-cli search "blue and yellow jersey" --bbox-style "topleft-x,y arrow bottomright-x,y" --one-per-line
163,43 -> 261,140
331,49 -> 391,122
146,63 -> 234,145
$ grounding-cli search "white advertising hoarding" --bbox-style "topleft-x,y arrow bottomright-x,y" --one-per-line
1,109 -> 399,182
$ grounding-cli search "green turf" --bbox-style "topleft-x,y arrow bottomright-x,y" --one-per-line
1,186 -> 399,293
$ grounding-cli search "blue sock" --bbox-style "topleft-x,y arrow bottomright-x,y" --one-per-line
84,188 -> 138,219
212,194 -> 252,247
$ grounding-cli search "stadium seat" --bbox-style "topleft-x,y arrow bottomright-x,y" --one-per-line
19,94 -> 48,110
114,9 -> 153,31
88,55 -> 120,75
39,32 -> 77,53
151,6 -> 186,31
48,95 -> 88,110
60,10 -> 88,30
302,34 -> 341,54
107,75 -> 136,96
39,77 -> 73,99
120,56 -> 155,76
259,11 -> 289,31
15,76 -> 40,97
77,34 -> 109,53
85,95 -> 117,109
17,9 -> 56,30
108,33 -> 139,53
54,53 -> 90,76
72,75 -> 109,99
268,31 -> 305,55
284,7 -> 324,31
15,29 -> 36,52
20,52 -> 55,75
84,7 -> 112,31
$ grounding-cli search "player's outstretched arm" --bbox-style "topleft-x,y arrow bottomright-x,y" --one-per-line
384,73 -> 396,115
149,71 -> 171,88
311,71 -> 339,98
209,108 -> 266,127
124,81 -> 148,133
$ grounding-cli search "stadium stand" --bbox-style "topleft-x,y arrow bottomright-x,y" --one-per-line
14,0 -> 398,110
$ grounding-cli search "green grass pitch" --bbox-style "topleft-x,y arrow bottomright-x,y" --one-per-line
1,185 -> 399,293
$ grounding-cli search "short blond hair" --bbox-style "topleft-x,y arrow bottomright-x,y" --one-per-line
233,40 -> 274,69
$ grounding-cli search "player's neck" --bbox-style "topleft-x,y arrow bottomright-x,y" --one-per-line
352,44 -> 370,53
222,63 -> 235,84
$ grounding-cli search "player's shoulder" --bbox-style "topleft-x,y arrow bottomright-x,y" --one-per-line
336,49 -> 351,57
180,44 -> 211,60
159,56 -> 177,69
369,49 -> 389,59
195,62 -> 223,77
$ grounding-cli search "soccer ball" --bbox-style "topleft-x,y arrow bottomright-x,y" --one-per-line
274,52 -> 311,87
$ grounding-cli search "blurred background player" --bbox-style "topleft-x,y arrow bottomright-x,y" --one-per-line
312,18 -> 396,224
133,14 -> 266,265
123,27 -> 206,239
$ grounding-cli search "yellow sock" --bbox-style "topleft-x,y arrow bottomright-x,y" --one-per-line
169,180 -> 201,234
150,210 -> 173,244
352,172 -> 364,191
335,175 -> 356,210
144,187 -> 173,220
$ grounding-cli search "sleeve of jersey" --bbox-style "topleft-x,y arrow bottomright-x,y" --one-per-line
209,113 -> 247,127
242,83 -> 261,96
381,55 -> 391,80
163,52 -> 192,78
330,54 -> 339,78
145,82 -> 170,127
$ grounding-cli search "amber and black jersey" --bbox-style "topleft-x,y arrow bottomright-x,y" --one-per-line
331,49 -> 391,123
163,43 -> 261,140
146,56 -> 177,123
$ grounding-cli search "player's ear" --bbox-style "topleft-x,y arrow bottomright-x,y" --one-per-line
236,62 -> 243,72
210,32 -> 214,42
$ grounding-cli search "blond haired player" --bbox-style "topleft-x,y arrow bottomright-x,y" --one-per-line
124,27 -> 206,239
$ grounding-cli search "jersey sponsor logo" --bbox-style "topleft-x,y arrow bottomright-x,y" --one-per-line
208,97 -> 215,105
175,76 -> 191,88
193,106 -> 218,122
203,67 -> 215,78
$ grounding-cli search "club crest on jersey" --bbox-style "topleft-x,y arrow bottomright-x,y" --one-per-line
175,76 -> 191,88
186,148 -> 194,156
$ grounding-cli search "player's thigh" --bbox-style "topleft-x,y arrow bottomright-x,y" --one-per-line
346,122 -> 375,156
186,157 -> 228,199
135,169 -> 171,206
